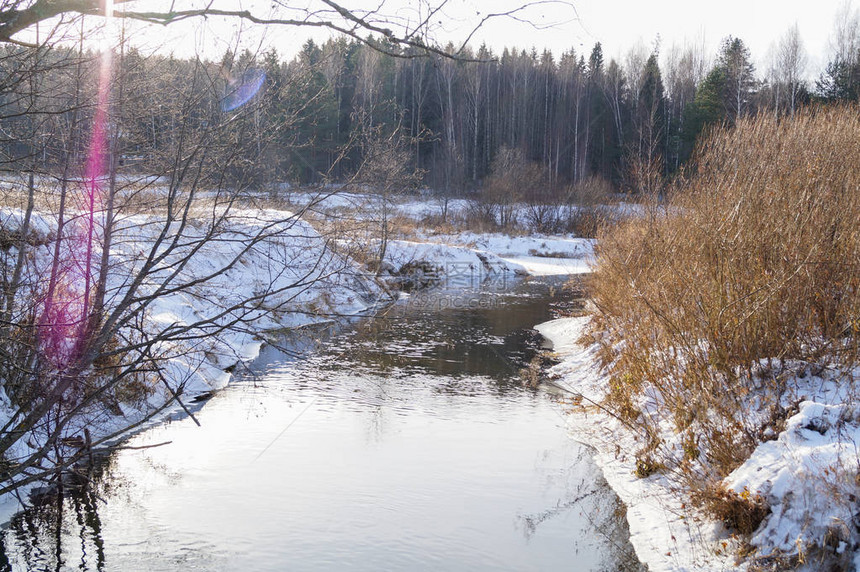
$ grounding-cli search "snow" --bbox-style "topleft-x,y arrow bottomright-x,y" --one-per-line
534,317 -> 584,355
499,255 -> 591,276
276,190 -> 598,277
383,239 -> 517,273
537,315 -> 860,571
537,317 -> 740,571
728,391 -> 860,560
99,208 -> 382,386
382,231 -> 595,279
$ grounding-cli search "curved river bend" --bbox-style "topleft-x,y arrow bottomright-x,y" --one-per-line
1,278 -> 642,571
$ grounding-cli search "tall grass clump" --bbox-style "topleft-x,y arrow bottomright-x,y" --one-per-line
588,106 -> 860,478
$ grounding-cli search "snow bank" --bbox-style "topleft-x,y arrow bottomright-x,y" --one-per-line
538,315 -> 860,571
383,232 -> 595,280
111,209 -> 380,393
450,233 -> 595,276
0,206 -> 383,467
381,238 -> 525,283
727,386 -> 860,564
537,317 -> 736,571
498,255 -> 591,276
280,190 -> 597,277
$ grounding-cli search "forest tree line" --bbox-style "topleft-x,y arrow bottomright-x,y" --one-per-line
2,15 -> 860,199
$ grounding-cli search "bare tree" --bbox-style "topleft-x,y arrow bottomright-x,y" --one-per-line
0,0 -> 582,496
434,46 -> 465,211
0,37 -> 368,492
601,58 -> 625,162
776,23 -> 808,115
351,124 -> 422,275
663,41 -> 705,170
623,41 -> 649,108
0,0 -> 573,58
480,146 -> 543,229
830,0 -> 860,67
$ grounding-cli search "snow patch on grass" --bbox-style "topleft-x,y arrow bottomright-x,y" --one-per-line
728,390 -> 860,562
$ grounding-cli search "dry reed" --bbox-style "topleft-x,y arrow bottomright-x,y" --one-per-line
588,105 -> 860,479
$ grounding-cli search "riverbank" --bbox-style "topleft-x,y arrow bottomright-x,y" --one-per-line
0,206 -> 385,518
536,315 -> 860,571
0,199 -> 594,517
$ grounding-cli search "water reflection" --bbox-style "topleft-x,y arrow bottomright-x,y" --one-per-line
0,277 -> 642,571
275,279 -> 578,384
1,475 -> 106,572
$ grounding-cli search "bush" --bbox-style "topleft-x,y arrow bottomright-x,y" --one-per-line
691,483 -> 770,535
480,146 -> 546,230
588,105 -> 860,477
563,176 -> 617,238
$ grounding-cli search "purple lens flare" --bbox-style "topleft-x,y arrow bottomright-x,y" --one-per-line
221,68 -> 266,112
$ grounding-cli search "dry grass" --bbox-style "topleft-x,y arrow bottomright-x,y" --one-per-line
690,482 -> 770,535
588,105 -> 860,478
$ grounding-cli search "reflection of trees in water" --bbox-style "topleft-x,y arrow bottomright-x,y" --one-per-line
1,482 -> 106,572
517,448 -> 644,572
265,278 -> 584,388
312,291 -> 564,383
0,454 -> 123,572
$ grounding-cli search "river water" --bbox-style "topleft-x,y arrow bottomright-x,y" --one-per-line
0,278 -> 642,571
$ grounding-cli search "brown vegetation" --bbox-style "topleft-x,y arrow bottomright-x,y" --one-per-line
587,105 -> 860,513
690,483 -> 770,535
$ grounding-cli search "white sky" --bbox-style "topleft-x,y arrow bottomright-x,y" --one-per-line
87,0 -> 854,78
454,0 -> 847,77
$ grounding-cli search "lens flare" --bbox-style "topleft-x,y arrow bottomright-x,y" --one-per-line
221,68 -> 266,112
39,6 -> 114,368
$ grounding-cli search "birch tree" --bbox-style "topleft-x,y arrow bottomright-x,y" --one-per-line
776,24 -> 808,115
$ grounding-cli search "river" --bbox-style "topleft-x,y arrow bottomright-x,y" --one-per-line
0,277 -> 642,571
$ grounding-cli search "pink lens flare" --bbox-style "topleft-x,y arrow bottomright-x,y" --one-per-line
38,49 -> 112,369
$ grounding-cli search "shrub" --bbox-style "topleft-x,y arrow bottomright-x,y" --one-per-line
691,483 -> 770,535
480,146 -> 546,230
563,176 -> 617,238
588,105 -> 860,477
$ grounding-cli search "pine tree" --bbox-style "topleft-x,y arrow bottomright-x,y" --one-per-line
680,66 -> 727,162
718,37 -> 757,121
627,52 -> 665,193
816,57 -> 860,101
680,37 -> 756,162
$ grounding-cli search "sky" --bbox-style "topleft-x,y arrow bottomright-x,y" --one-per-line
88,0 -> 853,79
443,0 -> 847,77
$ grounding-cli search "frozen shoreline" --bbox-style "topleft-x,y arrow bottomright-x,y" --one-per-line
536,317 -> 735,571
536,316 -> 860,571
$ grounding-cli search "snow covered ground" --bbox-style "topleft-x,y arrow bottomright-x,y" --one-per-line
279,190 -> 599,276
1,206 -> 380,394
536,316 -> 860,571
381,232 -> 594,281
